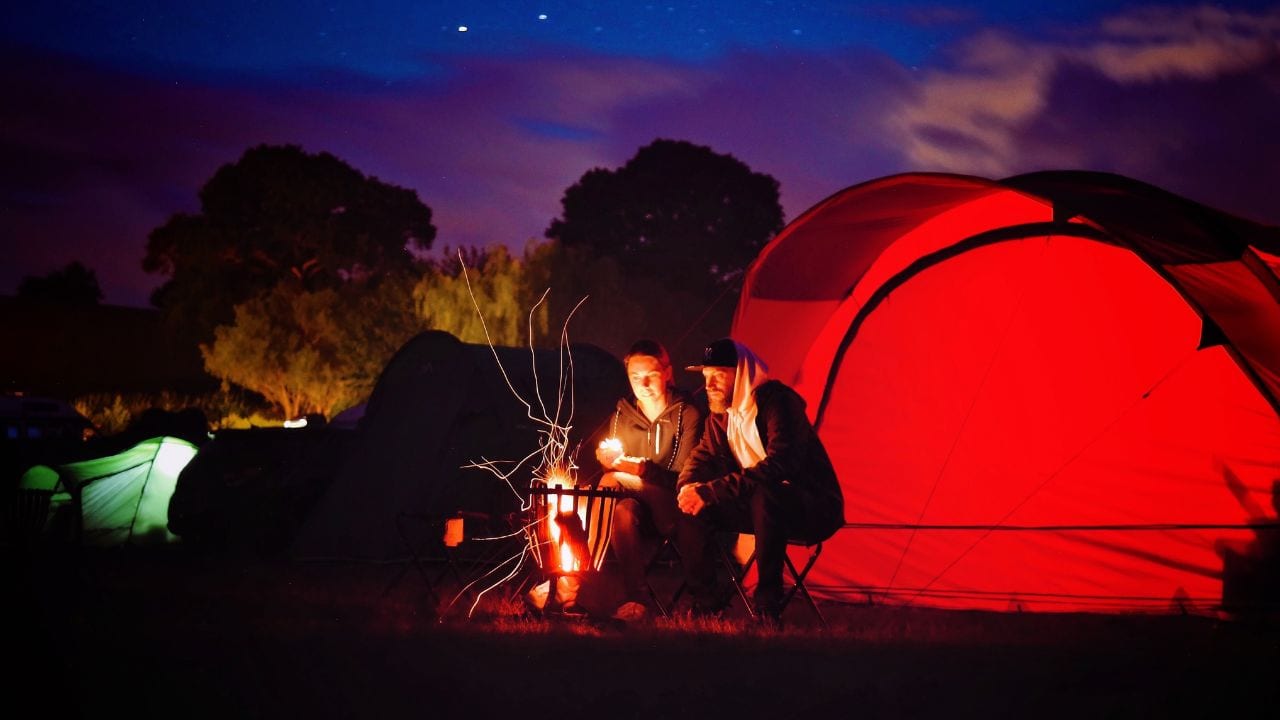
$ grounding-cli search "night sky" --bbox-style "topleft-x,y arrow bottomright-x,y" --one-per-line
3,1 -> 1278,306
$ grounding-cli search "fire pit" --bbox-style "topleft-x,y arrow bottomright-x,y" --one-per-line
525,477 -> 623,614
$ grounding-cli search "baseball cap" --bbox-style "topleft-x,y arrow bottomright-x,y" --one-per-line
685,337 -> 738,371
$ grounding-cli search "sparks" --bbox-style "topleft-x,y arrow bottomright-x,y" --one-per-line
442,250 -> 592,618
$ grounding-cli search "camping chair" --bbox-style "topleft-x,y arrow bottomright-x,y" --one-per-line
381,512 -> 469,614
641,536 -> 684,617
3,487 -> 53,548
720,535 -> 828,628
385,510 -> 533,618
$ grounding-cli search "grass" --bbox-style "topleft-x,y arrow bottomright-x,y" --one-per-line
10,545 -> 1280,719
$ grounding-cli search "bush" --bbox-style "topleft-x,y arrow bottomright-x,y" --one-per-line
73,387 -> 275,435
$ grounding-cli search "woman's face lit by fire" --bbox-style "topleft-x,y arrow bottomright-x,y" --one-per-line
626,354 -> 671,404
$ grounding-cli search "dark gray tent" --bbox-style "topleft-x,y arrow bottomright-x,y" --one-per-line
167,422 -> 352,553
291,330 -> 628,561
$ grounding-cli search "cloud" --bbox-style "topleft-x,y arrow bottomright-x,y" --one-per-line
1088,4 -> 1280,81
4,4 -> 1278,307
0,44 -> 911,305
0,48 -> 712,304
891,4 -> 1280,223
601,48 -> 914,218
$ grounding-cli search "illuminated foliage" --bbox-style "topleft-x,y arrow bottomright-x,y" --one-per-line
413,243 -> 551,346
202,276 -> 422,420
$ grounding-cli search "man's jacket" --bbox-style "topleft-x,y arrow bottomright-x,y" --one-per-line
677,380 -> 845,542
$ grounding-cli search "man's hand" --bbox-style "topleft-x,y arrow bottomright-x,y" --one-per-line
677,483 -> 708,515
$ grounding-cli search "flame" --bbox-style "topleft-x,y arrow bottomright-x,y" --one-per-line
599,437 -> 622,453
546,472 -> 586,573
544,468 -> 590,573
446,254 -> 599,618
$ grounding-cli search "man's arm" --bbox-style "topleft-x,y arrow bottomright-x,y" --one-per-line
676,413 -> 725,488
698,385 -> 815,502
735,386 -> 811,487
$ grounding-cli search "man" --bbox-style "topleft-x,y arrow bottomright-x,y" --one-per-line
595,339 -> 705,621
677,337 -> 844,625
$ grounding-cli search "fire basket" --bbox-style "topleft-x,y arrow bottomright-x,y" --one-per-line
526,478 -> 622,612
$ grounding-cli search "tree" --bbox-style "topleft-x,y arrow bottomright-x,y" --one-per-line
144,144 -> 436,342
18,261 -> 103,304
524,241 -> 736,372
412,243 -> 551,347
201,276 -> 423,420
545,139 -> 784,294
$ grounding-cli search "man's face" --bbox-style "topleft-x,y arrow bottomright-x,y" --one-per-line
627,354 -> 669,403
702,366 -> 736,413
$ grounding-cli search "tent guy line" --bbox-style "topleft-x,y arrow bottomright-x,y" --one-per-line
839,522 -> 1280,532
886,235 -> 1050,590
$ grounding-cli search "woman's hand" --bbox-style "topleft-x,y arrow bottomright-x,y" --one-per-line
596,438 -> 623,468
600,470 -> 643,492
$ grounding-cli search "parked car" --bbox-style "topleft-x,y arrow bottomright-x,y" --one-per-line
1,393 -> 94,443
1,393 -> 94,486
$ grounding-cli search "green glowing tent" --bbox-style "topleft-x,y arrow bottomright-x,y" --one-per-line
18,436 -> 199,547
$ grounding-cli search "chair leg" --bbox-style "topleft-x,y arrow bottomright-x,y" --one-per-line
384,513 -> 474,616
781,544 -> 827,628
642,538 -> 681,617
737,541 -> 827,627
663,534 -> 750,616
643,548 -> 671,617
654,535 -> 825,625
726,543 -> 757,620
383,514 -> 443,608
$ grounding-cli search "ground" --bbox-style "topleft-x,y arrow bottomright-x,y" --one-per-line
8,545 -> 1279,719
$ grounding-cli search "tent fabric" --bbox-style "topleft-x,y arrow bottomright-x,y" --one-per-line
18,436 -> 198,547
291,330 -> 628,562
733,171 -> 1280,613
167,424 -> 353,552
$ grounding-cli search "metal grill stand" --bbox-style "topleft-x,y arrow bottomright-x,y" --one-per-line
526,481 -> 623,615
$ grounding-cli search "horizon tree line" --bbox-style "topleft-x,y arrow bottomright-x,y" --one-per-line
21,139 -> 785,421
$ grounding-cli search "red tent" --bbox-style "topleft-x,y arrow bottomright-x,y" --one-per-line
733,171 -> 1280,613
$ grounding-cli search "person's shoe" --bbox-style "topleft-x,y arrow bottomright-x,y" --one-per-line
689,596 -> 729,619
559,602 -> 589,619
754,590 -> 784,631
612,601 -> 649,623
755,606 -> 784,631
524,579 -> 551,613
688,582 -> 732,618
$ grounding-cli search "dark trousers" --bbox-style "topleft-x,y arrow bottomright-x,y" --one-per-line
610,483 -> 680,602
677,481 -> 811,611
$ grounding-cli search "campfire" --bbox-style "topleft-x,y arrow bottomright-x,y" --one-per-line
525,469 -> 622,613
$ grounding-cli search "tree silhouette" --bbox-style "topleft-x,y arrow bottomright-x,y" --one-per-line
546,139 -> 784,294
143,144 -> 436,342
18,261 -> 103,305
525,241 -> 735,376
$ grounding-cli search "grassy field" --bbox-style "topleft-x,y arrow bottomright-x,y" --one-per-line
10,546 -> 1280,719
